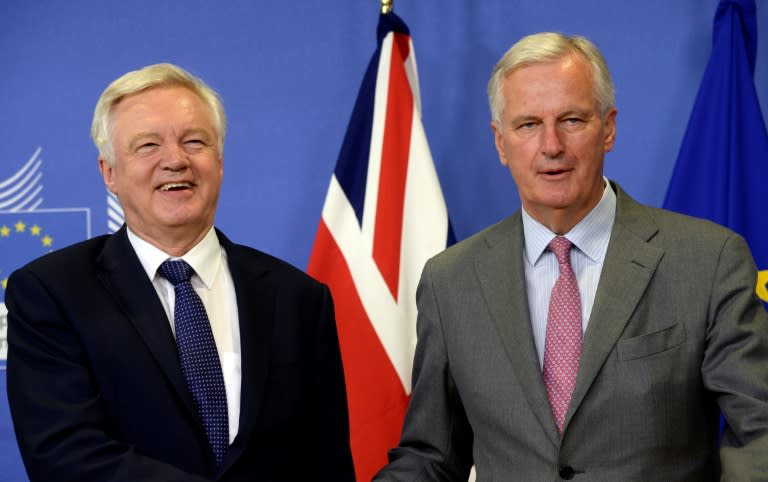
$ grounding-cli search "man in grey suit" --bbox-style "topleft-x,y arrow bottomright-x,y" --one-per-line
374,32 -> 768,481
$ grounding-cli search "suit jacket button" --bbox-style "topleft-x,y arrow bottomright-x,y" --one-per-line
559,465 -> 575,479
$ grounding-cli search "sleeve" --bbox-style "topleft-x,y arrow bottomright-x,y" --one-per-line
5,267 -> 209,482
306,283 -> 356,481
700,233 -> 768,478
374,260 -> 474,481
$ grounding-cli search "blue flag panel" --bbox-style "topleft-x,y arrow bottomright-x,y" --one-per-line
663,0 -> 768,304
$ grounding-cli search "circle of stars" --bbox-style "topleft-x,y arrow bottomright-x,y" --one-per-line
0,220 -> 54,289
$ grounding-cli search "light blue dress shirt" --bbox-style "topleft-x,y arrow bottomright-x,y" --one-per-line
522,180 -> 616,368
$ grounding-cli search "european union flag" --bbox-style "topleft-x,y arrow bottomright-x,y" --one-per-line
0,209 -> 90,304
663,0 -> 768,305
0,208 -> 89,374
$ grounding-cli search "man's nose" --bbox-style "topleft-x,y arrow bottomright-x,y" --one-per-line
161,142 -> 189,170
540,123 -> 565,159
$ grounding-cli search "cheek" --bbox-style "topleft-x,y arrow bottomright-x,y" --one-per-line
505,160 -> 532,187
505,143 -> 538,169
196,157 -> 223,178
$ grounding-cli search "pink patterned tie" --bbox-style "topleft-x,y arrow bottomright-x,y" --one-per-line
542,236 -> 582,433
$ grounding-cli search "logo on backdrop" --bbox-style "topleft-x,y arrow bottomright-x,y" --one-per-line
0,147 -> 92,364
107,191 -> 124,233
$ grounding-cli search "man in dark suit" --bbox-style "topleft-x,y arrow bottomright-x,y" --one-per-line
375,33 -> 768,480
6,63 -> 355,481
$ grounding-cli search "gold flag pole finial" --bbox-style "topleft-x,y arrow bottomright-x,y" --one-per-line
381,0 -> 393,15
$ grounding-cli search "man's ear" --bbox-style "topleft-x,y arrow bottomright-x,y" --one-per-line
491,121 -> 508,166
98,157 -> 118,194
603,108 -> 617,152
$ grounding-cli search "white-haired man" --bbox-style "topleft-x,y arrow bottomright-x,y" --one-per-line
6,63 -> 355,481
375,33 -> 768,481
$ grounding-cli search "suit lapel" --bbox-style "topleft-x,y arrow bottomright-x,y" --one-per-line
216,231 -> 277,467
97,228 -> 279,474
475,214 -> 561,446
95,227 -> 196,417
565,185 -> 664,429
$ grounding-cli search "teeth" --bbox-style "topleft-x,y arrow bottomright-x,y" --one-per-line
159,182 -> 191,191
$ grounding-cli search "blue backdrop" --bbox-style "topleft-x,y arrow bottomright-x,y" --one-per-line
2,1 -> 767,479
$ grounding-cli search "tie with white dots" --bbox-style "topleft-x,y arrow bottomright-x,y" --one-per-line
158,259 -> 228,467
542,236 -> 583,434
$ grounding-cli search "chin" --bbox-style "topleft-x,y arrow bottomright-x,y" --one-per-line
538,192 -> 576,209
155,213 -> 201,229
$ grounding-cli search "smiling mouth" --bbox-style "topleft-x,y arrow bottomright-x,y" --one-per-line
158,182 -> 192,191
542,169 -> 570,176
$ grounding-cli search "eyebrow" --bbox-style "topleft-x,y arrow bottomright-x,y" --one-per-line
508,108 -> 595,126
558,109 -> 594,118
127,132 -> 161,152
508,115 -> 540,126
181,128 -> 214,142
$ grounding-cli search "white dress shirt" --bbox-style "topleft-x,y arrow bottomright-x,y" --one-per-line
522,180 -> 616,368
127,227 -> 241,443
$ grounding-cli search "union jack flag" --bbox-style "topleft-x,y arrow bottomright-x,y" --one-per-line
307,11 -> 453,481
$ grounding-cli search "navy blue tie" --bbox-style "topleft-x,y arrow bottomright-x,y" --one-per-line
158,259 -> 228,467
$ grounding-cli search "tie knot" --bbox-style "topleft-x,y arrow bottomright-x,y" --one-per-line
157,259 -> 194,286
548,236 -> 573,266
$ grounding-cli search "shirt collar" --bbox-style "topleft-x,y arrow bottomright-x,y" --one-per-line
522,178 -> 616,266
127,226 -> 222,289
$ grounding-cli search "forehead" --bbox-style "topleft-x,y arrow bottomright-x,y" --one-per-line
110,85 -> 214,127
501,55 -> 597,112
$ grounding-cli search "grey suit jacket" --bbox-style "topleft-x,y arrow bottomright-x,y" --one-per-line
375,182 -> 768,481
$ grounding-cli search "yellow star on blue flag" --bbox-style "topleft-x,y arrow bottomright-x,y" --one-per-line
0,210 -> 89,302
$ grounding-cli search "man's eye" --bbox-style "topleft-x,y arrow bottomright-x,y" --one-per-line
184,140 -> 205,147
136,142 -> 158,152
564,118 -> 584,125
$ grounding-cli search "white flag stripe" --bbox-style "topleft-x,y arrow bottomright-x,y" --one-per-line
321,176 -> 408,387
397,109 -> 449,325
361,32 -> 395,258
404,39 -> 422,113
320,30 -> 450,393
321,112 -> 449,392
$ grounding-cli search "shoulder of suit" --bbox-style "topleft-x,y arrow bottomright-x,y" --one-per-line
640,205 -> 739,246
16,233 -> 113,274
427,213 -> 520,268
223,239 -> 325,288
613,182 -> 739,245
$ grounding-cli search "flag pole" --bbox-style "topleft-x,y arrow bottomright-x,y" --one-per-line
381,0 -> 393,14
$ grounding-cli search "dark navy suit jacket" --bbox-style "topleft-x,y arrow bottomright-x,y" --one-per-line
6,227 -> 354,481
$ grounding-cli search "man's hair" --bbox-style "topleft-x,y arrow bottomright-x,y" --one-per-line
91,63 -> 226,164
487,32 -> 615,125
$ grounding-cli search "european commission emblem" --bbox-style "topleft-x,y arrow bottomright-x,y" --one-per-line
0,148 -> 90,365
